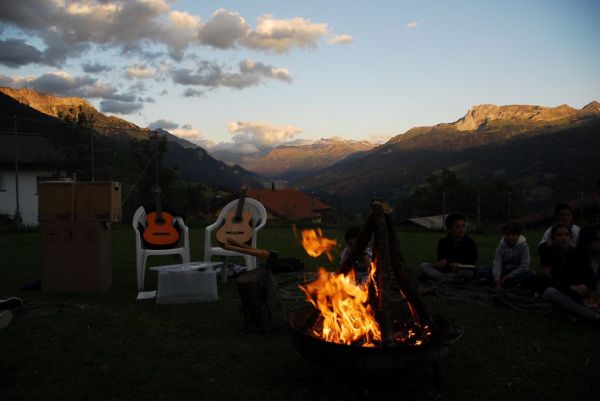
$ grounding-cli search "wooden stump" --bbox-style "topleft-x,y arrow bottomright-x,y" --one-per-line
236,267 -> 286,332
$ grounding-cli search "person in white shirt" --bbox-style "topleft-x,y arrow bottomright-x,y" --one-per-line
539,203 -> 580,247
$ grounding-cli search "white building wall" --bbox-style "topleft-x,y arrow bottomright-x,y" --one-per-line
0,169 -> 53,226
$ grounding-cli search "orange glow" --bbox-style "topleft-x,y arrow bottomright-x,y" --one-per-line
301,228 -> 337,262
300,267 -> 381,347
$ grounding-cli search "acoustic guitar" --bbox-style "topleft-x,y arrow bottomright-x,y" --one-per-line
143,185 -> 180,247
216,186 -> 253,245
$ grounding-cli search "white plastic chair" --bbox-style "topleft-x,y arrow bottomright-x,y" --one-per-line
204,198 -> 267,280
132,206 -> 191,290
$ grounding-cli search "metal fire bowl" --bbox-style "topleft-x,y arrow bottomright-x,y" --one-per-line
289,305 -> 462,375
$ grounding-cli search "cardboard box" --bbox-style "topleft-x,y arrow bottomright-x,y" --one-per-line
41,221 -> 112,293
38,181 -> 75,222
75,181 -> 121,222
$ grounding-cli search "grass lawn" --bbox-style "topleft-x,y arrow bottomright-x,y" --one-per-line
0,225 -> 599,401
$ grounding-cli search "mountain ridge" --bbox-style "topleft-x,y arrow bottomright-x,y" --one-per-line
0,87 -> 261,189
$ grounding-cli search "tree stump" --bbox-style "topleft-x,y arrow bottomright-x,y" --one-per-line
236,266 -> 286,332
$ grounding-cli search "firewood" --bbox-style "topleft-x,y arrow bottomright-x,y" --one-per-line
371,201 -> 398,347
385,212 -> 434,328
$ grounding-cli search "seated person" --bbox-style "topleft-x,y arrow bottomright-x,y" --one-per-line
544,235 -> 600,323
479,222 -> 534,289
339,225 -> 372,281
419,213 -> 478,282
540,224 -> 576,280
539,203 -> 580,248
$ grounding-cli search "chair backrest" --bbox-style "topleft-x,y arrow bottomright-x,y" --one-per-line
217,198 -> 267,230
132,206 -> 147,232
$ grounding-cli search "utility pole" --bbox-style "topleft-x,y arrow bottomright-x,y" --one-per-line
580,192 -> 584,224
13,116 -> 21,235
90,123 -> 95,182
442,191 -> 446,215
477,193 -> 481,226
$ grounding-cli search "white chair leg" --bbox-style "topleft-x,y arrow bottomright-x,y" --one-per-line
141,254 -> 150,291
136,252 -> 143,291
221,256 -> 228,284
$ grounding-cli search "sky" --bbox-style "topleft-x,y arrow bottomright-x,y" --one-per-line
0,0 -> 599,154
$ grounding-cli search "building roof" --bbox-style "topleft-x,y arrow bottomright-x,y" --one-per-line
246,188 -> 331,221
399,214 -> 448,230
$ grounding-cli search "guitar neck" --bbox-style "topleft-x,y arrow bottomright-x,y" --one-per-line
234,190 -> 246,219
154,189 -> 164,221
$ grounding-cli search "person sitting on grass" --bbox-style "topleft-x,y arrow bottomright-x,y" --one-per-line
539,203 -> 580,248
419,213 -> 478,282
339,225 -> 372,282
479,222 -> 534,290
544,234 -> 600,324
527,223 -> 577,295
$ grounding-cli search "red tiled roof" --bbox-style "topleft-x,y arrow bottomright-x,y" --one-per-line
246,188 -> 331,221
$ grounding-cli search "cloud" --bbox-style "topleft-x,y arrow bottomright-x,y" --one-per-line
366,133 -> 394,144
242,15 -> 328,53
182,88 -> 203,97
100,99 -> 143,114
82,62 -> 111,73
198,9 -> 249,49
228,121 -> 302,148
0,73 -> 19,86
172,59 -> 291,89
148,119 -> 179,130
406,21 -> 419,30
0,3 -> 343,64
126,65 -> 156,79
25,71 -> 98,96
210,141 -> 260,155
0,38 -> 43,67
0,71 -> 146,106
327,34 -> 354,45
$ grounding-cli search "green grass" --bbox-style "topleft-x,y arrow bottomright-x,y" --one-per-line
0,226 -> 598,401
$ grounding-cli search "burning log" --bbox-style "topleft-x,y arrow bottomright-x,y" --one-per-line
327,199 -> 434,346
371,201 -> 398,347
223,240 -> 286,332
385,212 -> 434,329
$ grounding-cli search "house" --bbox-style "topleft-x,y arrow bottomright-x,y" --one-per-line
0,133 -> 59,225
246,188 -> 331,221
398,214 -> 448,230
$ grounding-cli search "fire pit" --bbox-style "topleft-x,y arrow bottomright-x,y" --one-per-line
289,201 -> 462,384
289,305 -> 461,380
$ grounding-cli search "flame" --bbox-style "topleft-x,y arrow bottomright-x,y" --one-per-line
297,227 -> 431,347
301,228 -> 337,262
300,268 -> 381,347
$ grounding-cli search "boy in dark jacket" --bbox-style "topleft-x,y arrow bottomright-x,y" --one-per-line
419,213 -> 478,282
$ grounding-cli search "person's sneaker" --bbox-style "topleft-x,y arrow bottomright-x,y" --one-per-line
0,310 -> 13,330
0,297 -> 23,310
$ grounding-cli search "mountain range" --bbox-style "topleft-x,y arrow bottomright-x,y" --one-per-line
293,102 -> 600,210
1,85 -> 599,214
0,87 -> 261,189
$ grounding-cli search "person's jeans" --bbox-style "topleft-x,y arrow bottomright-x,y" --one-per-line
478,267 -> 535,287
419,262 -> 474,282
544,287 -> 600,321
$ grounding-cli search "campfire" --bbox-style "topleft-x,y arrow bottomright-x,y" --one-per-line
297,202 -> 434,348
